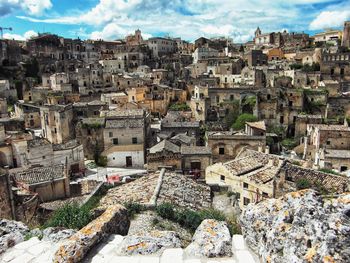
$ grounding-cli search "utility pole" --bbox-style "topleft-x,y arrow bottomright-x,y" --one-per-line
0,27 -> 13,39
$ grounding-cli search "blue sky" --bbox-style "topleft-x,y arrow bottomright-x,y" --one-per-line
1,0 -> 350,42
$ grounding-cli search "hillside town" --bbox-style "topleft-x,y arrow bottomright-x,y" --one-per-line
0,20 -> 350,263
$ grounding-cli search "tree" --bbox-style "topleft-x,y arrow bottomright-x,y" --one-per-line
232,113 -> 258,130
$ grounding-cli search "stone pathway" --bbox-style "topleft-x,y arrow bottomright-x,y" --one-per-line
0,234 -> 259,263
128,211 -> 192,247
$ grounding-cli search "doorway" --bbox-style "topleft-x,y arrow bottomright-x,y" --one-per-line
126,156 -> 132,167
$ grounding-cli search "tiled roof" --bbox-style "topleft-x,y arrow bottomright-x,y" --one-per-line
246,121 -> 266,131
105,119 -> 144,128
170,133 -> 193,145
11,165 -> 65,185
181,146 -> 211,155
308,124 -> 350,131
149,140 -> 180,154
247,164 -> 282,184
161,121 -> 200,128
324,149 -> 350,159
104,109 -> 144,118
281,163 -> 349,193
223,156 -> 264,177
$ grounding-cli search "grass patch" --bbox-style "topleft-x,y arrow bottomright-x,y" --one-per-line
124,202 -> 146,219
156,203 -> 241,235
43,184 -> 109,230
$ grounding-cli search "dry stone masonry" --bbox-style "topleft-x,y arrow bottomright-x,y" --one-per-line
240,189 -> 350,263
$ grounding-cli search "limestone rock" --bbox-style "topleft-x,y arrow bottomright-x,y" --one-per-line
185,219 -> 232,258
42,227 -> 77,243
0,219 -> 29,254
53,204 -> 129,263
240,189 -> 350,263
118,230 -> 181,255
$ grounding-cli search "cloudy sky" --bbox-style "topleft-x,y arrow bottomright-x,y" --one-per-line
0,0 -> 349,42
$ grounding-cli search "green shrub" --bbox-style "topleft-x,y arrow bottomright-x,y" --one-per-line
96,155 -> 107,167
199,208 -> 226,222
226,191 -> 235,197
169,103 -> 190,111
44,202 -> 93,230
182,210 -> 203,232
281,138 -> 299,150
232,113 -> 258,130
319,168 -> 339,175
156,204 -> 241,235
156,202 -> 175,220
124,202 -> 145,219
296,178 -> 312,190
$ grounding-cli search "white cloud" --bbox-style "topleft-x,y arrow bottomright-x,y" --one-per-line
90,23 -> 128,40
16,0 -> 350,42
4,30 -> 38,40
22,0 -> 52,16
201,25 -> 234,36
310,10 -> 350,30
0,0 -> 52,16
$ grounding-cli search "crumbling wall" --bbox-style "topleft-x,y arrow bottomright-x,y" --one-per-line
0,174 -> 12,220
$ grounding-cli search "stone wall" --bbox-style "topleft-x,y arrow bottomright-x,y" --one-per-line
158,173 -> 211,210
54,205 -> 129,263
0,174 -> 12,220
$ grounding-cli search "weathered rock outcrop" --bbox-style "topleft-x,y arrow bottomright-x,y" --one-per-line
53,204 -> 129,263
0,219 -> 29,254
42,227 -> 76,243
118,230 -> 181,255
185,219 -> 232,258
241,189 -> 350,263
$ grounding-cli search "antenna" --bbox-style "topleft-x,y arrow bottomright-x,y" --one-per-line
0,27 -> 13,39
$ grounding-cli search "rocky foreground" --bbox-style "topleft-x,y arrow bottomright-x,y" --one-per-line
241,189 -> 350,263
1,189 -> 349,262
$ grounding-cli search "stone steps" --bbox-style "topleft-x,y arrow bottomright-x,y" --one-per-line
0,234 -> 260,263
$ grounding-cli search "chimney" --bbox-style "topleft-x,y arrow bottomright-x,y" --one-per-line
265,145 -> 270,154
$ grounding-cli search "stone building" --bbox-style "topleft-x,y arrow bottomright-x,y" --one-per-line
11,165 -> 70,202
147,139 -> 182,172
14,103 -> 41,129
321,51 -> 350,81
102,109 -> 151,168
146,37 -> 176,58
75,118 -> 105,160
206,129 -> 266,163
0,98 -> 7,118
342,21 -> 350,48
181,145 -> 212,178
246,50 -> 267,67
40,104 -> 75,144
206,149 -> 349,209
50,73 -> 72,92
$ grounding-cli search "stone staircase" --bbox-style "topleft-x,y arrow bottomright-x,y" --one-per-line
0,234 -> 259,263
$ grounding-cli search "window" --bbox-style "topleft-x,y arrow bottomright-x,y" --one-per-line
220,175 -> 225,181
243,182 -> 249,189
113,138 -> 118,145
243,197 -> 250,206
219,147 -> 225,155
262,192 -> 269,198
132,137 -> 138,144
326,140 -> 330,145
109,132 -> 113,138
